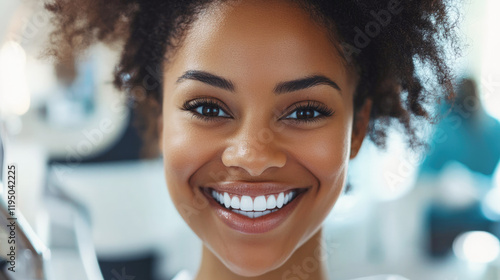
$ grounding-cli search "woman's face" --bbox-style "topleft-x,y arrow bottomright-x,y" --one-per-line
160,0 -> 369,277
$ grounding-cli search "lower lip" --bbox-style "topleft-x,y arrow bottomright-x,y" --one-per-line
202,188 -> 307,234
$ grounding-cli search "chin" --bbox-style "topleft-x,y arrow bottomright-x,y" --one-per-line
217,242 -> 291,277
224,257 -> 284,277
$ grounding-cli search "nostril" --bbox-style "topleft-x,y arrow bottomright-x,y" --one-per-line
221,141 -> 286,176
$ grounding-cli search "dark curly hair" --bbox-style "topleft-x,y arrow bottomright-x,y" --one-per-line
44,0 -> 461,152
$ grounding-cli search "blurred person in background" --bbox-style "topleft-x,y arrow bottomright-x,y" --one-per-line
418,77 -> 500,257
420,77 -> 500,179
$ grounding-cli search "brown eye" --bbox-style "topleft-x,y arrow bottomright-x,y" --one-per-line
181,98 -> 232,121
286,109 -> 321,120
295,109 -> 317,119
200,105 -> 222,117
283,100 -> 334,123
194,104 -> 230,118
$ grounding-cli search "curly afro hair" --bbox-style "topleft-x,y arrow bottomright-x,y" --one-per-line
44,0 -> 461,152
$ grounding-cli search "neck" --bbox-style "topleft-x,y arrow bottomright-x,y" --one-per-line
194,228 -> 329,280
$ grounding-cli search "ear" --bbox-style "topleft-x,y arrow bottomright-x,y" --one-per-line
157,113 -> 163,153
350,99 -> 372,159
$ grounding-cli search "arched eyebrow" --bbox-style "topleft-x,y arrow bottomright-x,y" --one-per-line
273,75 -> 341,94
177,70 -> 235,92
176,70 -> 341,94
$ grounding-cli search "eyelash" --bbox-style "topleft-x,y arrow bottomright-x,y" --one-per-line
180,98 -> 335,123
180,98 -> 231,122
283,100 -> 335,123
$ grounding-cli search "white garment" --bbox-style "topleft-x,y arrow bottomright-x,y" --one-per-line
172,270 -> 194,280
171,270 -> 409,280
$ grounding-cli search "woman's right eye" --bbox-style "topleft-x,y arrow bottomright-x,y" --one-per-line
181,98 -> 231,121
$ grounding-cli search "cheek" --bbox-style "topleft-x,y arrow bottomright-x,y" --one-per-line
161,109 -> 217,180
294,121 -> 351,185
161,112 -> 212,200
161,115 -> 218,228
162,120 -> 192,182
292,118 -> 352,219
305,135 -> 348,178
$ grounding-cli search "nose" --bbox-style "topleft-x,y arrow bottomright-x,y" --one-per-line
221,125 -> 287,177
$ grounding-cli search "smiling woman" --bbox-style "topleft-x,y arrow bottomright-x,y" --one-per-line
159,5 -> 361,277
43,0 -> 460,279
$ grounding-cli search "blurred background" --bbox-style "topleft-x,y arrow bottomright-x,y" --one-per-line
0,0 -> 499,279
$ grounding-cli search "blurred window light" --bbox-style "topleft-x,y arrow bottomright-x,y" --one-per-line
453,231 -> 500,263
436,161 -> 480,209
349,133 -> 419,202
482,186 -> 500,221
495,164 -> 500,190
0,41 -> 30,116
325,193 -> 365,224
480,0 -> 500,121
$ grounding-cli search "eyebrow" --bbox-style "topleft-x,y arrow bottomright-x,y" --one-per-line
176,70 -> 341,94
177,70 -> 235,92
274,75 -> 341,94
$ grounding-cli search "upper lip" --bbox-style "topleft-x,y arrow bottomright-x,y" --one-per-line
201,182 -> 309,197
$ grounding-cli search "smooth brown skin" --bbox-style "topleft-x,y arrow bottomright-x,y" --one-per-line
158,0 -> 372,279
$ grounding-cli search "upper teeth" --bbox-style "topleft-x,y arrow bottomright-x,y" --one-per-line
211,190 -> 296,212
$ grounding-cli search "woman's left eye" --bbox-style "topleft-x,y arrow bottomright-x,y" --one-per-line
285,109 -> 322,119
283,101 -> 335,122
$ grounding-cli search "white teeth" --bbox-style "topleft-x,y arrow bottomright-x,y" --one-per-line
233,209 -> 277,218
253,211 -> 265,218
224,192 -> 231,208
240,196 -> 253,211
253,196 -> 267,211
276,192 -> 284,208
210,189 -> 299,213
234,209 -> 254,218
230,196 -> 240,209
266,195 -> 277,209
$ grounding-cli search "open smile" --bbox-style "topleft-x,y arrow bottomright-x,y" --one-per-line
200,184 -> 309,234
209,189 -> 300,218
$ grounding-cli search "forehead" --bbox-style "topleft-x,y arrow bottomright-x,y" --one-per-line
166,0 -> 356,94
